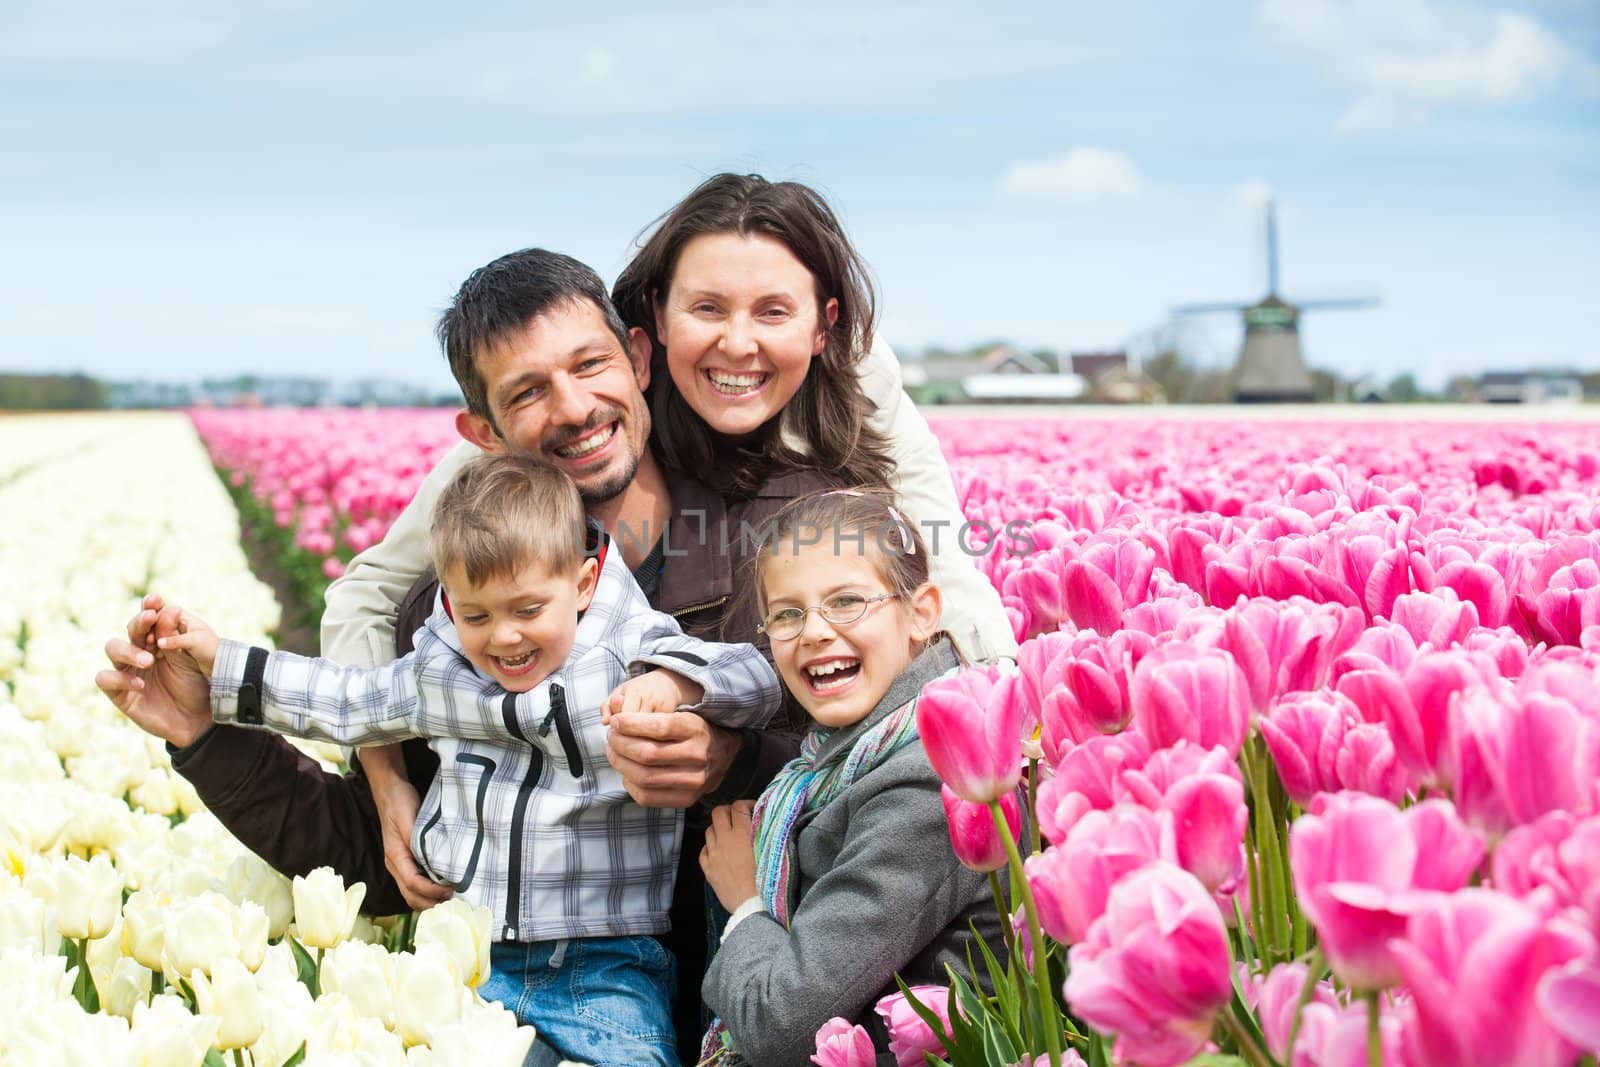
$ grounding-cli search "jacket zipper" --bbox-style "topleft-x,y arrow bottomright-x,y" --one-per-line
499,691 -> 543,940
536,682 -> 584,778
670,593 -> 729,619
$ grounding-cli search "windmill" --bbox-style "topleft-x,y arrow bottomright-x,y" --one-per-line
1174,201 -> 1378,403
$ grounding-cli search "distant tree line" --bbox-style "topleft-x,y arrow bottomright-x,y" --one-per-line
0,374 -> 108,410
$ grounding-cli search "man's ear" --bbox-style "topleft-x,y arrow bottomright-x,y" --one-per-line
575,556 -> 601,612
907,581 -> 942,643
627,327 -> 653,390
813,297 -> 839,356
455,409 -> 506,454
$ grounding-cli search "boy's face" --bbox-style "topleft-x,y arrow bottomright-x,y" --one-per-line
441,557 -> 599,692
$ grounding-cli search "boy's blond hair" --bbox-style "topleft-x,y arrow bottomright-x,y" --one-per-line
429,453 -> 586,586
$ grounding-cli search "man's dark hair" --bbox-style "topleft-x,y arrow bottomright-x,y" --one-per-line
438,248 -> 631,428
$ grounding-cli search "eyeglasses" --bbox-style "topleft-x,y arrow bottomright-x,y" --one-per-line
758,591 -> 904,641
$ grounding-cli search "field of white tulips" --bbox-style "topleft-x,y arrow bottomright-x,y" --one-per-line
0,413 -> 535,1066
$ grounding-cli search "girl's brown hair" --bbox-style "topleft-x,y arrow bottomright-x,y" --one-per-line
751,488 -> 931,622
612,173 -> 894,497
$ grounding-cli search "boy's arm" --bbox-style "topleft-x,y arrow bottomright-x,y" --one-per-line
320,440 -> 478,667
627,611 -> 782,730
209,639 -> 423,746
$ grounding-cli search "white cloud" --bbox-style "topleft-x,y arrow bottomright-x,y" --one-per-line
1259,0 -> 1599,130
1225,180 -> 1274,223
1000,148 -> 1144,204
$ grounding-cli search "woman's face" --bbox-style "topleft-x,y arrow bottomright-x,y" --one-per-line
656,232 -> 838,438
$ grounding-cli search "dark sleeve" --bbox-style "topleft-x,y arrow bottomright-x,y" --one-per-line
702,716 -> 803,806
168,725 -> 412,915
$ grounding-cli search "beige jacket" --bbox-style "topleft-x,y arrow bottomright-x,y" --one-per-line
320,337 -> 1018,667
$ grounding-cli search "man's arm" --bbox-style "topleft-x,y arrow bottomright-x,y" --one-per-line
858,336 -> 1019,662
320,440 -> 479,667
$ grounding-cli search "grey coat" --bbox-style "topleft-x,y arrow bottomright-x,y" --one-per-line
704,638 -> 1008,1067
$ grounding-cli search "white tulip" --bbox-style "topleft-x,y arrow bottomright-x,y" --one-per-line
392,944 -> 462,1047
410,998 -> 537,1066
292,867 -> 366,950
235,899 -> 270,972
414,897 -> 492,987
320,939 -> 396,1026
121,889 -> 167,971
160,891 -> 240,981
128,768 -> 181,816
249,978 -> 314,1067
0,880 -> 49,954
225,852 -> 295,939
130,993 -> 220,1067
190,956 -> 265,1050
103,956 -> 152,1020
53,852 -> 122,940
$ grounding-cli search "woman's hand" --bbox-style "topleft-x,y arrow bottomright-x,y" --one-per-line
96,593 -> 215,747
700,800 -> 758,913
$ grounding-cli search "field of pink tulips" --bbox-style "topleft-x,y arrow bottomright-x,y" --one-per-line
188,409 -> 1600,1067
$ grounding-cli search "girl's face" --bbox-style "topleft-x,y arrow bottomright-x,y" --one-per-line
656,232 -> 839,439
760,541 -> 941,730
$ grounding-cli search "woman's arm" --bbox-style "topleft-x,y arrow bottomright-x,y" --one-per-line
858,337 -> 1018,662
703,759 -> 990,1067
320,439 -> 480,667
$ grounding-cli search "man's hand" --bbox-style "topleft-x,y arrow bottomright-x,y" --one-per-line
600,669 -> 705,724
604,710 -> 742,808
95,593 -> 215,747
361,745 -> 453,911
700,801 -> 758,913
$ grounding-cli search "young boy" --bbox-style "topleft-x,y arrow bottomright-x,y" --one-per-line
113,453 -> 781,1066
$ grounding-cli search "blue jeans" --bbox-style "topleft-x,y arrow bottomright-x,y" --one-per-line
480,936 -> 678,1067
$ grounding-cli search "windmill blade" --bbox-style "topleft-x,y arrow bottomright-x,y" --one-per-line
1297,296 -> 1380,311
1172,302 -> 1252,315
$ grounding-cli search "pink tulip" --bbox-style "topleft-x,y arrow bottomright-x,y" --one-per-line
1486,692 -> 1600,827
1535,558 -> 1600,646
1390,588 -> 1480,649
1131,644 -> 1251,758
873,985 -> 951,1067
1159,771 -> 1247,894
1035,731 -> 1152,843
1027,805 -> 1161,944
1259,691 -> 1360,806
1256,962 -> 1339,1065
1432,559 -> 1511,629
1391,889 -> 1593,1067
811,1018 -> 877,1067
1333,722 -> 1410,805
1540,962 -> 1600,1054
940,786 -> 1021,873
1064,862 -> 1234,1067
916,667 -> 1024,804
1290,794 -> 1484,990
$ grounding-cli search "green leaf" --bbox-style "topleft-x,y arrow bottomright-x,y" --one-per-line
287,935 -> 320,998
280,1043 -> 308,1067
202,1050 -> 227,1067
1180,1057 -> 1249,1067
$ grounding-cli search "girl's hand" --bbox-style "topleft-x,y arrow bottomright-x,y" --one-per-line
700,800 -> 758,912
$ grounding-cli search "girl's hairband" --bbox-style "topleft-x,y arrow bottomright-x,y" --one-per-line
817,488 -> 917,555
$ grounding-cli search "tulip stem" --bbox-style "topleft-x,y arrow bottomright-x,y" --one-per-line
1027,758 -> 1042,856
233,1049 -> 248,1067
991,800 -> 1062,1067
1283,946 -> 1325,1061
1366,991 -> 1383,1067
1221,1009 -> 1273,1067
988,870 -> 1016,959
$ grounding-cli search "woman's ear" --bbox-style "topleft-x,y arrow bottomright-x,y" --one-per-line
575,557 -> 601,612
813,297 -> 839,356
906,581 -> 942,643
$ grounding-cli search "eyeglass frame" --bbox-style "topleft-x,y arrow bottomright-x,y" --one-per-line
756,591 -> 906,641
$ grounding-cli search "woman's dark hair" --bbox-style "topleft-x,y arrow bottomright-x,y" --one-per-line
612,173 -> 894,497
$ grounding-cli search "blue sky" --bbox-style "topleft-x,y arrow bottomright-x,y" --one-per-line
3,0 -> 1596,392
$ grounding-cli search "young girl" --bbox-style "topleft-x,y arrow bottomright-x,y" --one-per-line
698,489 -> 1006,1067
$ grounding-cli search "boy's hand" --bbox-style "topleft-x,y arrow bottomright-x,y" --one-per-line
700,800 -> 758,913
601,669 -> 705,724
96,593 -> 215,747
151,599 -> 220,675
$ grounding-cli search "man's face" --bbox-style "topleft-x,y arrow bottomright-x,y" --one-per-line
459,298 -> 652,506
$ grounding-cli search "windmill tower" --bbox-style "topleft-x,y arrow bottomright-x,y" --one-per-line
1175,202 -> 1377,403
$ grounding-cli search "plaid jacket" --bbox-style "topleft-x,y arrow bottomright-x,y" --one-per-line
209,537 -> 781,942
